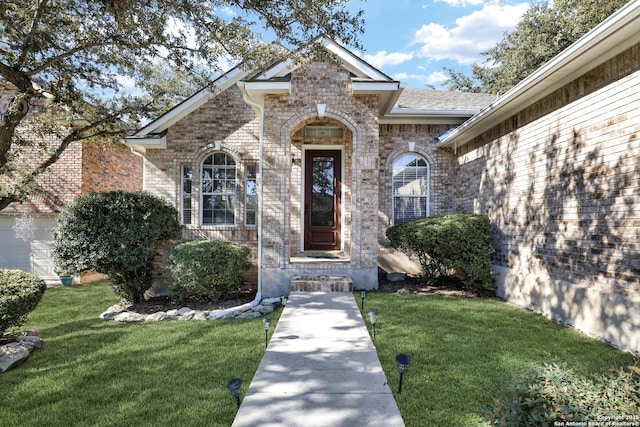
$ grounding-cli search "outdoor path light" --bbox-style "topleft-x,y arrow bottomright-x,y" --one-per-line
360,290 -> 366,310
367,310 -> 378,340
280,295 -> 288,308
262,317 -> 271,349
227,378 -> 242,408
395,353 -> 410,394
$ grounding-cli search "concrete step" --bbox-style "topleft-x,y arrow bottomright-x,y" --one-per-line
290,275 -> 353,292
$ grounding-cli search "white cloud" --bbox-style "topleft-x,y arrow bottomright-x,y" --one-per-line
434,0 -> 485,7
412,2 -> 530,65
393,71 -> 448,86
364,51 -> 415,68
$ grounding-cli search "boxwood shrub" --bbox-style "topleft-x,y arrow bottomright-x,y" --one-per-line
166,239 -> 252,302
386,213 -> 494,294
0,269 -> 46,335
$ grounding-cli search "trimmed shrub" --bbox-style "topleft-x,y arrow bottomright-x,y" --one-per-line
0,269 -> 46,335
51,191 -> 181,303
386,213 -> 493,294
166,239 -> 252,302
489,363 -> 640,426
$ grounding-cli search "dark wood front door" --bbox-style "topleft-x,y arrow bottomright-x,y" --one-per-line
304,150 -> 342,251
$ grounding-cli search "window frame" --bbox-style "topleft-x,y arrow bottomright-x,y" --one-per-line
181,165 -> 193,225
391,152 -> 430,225
245,162 -> 257,226
200,152 -> 237,226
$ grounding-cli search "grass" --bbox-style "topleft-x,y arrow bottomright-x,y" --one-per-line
0,282 -> 280,427
2,284 -> 637,427
359,292 -> 638,427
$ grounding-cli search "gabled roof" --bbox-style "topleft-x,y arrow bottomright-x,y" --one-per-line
125,37 -> 495,151
437,0 -> 640,150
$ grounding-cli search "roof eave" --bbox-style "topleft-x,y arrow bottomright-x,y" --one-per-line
437,1 -> 640,149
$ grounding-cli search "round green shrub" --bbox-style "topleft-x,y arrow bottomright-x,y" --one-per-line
386,213 -> 494,294
166,239 -> 252,302
0,269 -> 47,335
51,190 -> 181,303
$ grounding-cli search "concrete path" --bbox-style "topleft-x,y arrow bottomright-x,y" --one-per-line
231,291 -> 405,427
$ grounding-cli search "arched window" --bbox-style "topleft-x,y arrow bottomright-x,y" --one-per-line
392,153 -> 429,224
201,153 -> 236,225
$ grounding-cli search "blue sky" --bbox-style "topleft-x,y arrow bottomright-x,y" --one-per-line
349,0 -> 531,88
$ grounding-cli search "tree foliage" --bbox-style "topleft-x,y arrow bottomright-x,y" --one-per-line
0,0 -> 364,210
443,0 -> 629,94
51,190 -> 181,303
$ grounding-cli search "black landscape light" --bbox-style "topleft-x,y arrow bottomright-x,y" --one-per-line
262,317 -> 271,349
227,378 -> 242,408
395,353 -> 410,394
281,295 -> 288,308
367,310 -> 378,340
360,290 -> 366,310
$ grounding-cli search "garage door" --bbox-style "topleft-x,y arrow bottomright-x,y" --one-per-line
0,215 -> 57,279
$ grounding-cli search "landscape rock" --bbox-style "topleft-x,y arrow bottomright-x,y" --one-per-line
254,304 -> 275,314
145,312 -> 167,322
0,342 -> 31,373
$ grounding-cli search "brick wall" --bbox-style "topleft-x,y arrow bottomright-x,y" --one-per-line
453,44 -> 640,353
82,141 -> 142,193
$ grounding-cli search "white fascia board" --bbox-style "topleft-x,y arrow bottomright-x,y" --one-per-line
381,109 -> 477,125
133,66 -> 248,137
320,37 -> 392,81
125,134 -> 167,152
437,0 -> 640,148
242,81 -> 291,95
351,81 -> 401,94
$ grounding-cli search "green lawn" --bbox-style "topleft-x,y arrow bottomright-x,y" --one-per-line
1,284 -> 636,427
360,292 -> 637,427
0,282 -> 279,427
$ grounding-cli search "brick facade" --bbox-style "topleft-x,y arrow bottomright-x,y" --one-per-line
452,44 -> 640,353
143,60 -> 473,295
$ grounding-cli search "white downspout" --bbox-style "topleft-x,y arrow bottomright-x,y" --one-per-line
209,88 -> 265,319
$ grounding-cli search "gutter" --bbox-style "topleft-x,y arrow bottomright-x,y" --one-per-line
209,84 -> 265,319
436,0 -> 640,149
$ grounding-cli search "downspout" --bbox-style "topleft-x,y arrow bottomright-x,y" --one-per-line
209,88 -> 265,319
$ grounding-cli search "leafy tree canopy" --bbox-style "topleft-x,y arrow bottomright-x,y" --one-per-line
0,0 -> 364,210
443,0 -> 629,94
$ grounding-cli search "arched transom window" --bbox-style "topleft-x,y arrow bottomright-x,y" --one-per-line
392,153 -> 430,224
202,153 -> 236,225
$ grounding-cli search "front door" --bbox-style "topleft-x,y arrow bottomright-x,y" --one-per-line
304,150 -> 342,251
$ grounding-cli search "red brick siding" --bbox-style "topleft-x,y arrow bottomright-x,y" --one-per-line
82,142 -> 142,193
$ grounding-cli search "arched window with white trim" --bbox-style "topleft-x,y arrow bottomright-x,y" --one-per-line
201,152 -> 236,225
392,153 -> 430,224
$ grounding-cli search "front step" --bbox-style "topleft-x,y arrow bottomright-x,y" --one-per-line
290,275 -> 353,292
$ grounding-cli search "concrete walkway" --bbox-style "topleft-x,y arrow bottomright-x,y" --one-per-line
231,291 -> 405,427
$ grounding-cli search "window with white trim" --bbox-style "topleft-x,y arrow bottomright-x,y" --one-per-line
392,153 -> 429,224
245,163 -> 257,226
181,165 -> 193,225
202,153 -> 236,225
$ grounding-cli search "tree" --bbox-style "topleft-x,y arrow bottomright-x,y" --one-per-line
51,190 -> 181,303
0,0 -> 364,211
444,0 -> 628,94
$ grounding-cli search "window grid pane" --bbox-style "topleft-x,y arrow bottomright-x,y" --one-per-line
182,165 -> 193,225
392,154 -> 429,224
246,163 -> 257,226
202,153 -> 236,225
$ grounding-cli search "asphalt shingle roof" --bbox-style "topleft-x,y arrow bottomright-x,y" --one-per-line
395,87 -> 496,111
